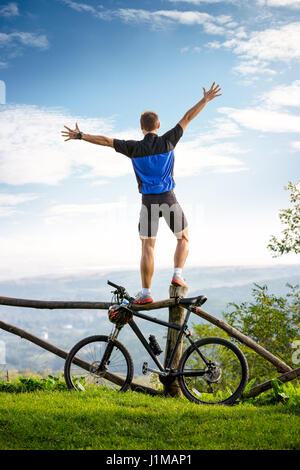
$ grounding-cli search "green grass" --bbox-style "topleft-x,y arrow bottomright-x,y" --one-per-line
0,388 -> 299,450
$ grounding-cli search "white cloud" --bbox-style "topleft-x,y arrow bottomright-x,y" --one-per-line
0,104 -> 136,185
202,21 -> 227,35
167,0 -> 230,4
191,117 -> 242,143
212,166 -> 249,173
61,2 -> 236,34
0,2 -> 19,17
0,193 -> 38,205
0,206 -> 17,217
176,139 -> 247,176
0,104 -> 247,186
232,60 -> 277,76
209,22 -> 300,77
219,106 -> 300,132
223,22 -> 300,61
90,180 -> 109,186
207,40 -> 222,49
0,32 -> 49,50
60,1 -> 300,83
215,81 -> 300,133
44,199 -> 131,226
260,80 -> 300,107
47,201 -> 126,217
117,9 -> 231,33
0,31 -> 49,67
61,0 -> 107,18
257,0 -> 300,8
180,45 -> 202,53
0,192 -> 38,217
291,141 -> 300,150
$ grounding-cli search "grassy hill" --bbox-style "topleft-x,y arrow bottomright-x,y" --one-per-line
0,388 -> 299,450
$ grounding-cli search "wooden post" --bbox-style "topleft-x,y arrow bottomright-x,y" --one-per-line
163,284 -> 188,397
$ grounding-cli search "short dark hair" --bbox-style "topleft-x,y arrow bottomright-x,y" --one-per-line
140,111 -> 159,132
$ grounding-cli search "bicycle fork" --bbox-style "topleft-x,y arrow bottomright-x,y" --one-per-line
97,325 -> 122,372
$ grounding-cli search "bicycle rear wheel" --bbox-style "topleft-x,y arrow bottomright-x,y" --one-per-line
64,335 -> 133,392
178,337 -> 248,405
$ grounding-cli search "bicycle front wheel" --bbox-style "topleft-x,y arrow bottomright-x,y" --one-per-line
178,337 -> 248,405
64,335 -> 133,392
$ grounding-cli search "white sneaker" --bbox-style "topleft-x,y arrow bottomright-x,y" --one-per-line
171,273 -> 187,288
133,291 -> 154,305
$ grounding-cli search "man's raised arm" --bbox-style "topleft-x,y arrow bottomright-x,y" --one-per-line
61,122 -> 114,147
178,82 -> 222,132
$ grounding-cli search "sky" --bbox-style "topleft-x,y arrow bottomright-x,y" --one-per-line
0,0 -> 299,281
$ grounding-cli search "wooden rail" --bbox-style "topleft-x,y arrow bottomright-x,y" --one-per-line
0,296 -> 175,311
194,307 -> 292,374
0,319 -> 161,396
244,367 -> 300,398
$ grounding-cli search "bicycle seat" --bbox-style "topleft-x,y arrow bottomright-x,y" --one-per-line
178,295 -> 207,307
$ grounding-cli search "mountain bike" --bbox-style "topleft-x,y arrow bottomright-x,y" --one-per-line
64,280 -> 248,405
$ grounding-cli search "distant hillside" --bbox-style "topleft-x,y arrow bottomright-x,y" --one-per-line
0,264 -> 299,375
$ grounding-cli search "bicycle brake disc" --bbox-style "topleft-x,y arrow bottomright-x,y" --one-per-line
204,366 -> 222,383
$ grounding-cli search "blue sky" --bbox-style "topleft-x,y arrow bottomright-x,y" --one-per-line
0,0 -> 299,280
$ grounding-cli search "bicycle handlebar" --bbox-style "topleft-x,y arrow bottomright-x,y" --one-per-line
107,280 -> 134,303
107,280 -> 122,289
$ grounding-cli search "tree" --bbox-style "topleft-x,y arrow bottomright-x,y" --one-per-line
193,284 -> 300,382
268,181 -> 300,256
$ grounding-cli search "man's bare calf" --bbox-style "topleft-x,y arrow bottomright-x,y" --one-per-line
174,227 -> 189,269
140,226 -> 189,293
140,238 -> 156,289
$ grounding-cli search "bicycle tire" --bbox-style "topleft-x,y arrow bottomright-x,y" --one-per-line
178,337 -> 248,405
64,335 -> 134,392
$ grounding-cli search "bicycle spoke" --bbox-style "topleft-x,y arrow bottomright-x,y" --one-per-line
180,339 -> 247,405
65,337 -> 132,392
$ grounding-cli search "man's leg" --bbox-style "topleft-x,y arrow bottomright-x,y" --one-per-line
172,226 -> 189,287
140,237 -> 156,289
160,196 -> 189,287
174,226 -> 189,269
134,201 -> 158,304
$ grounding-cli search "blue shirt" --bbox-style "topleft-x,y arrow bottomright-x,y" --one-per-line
113,123 -> 183,194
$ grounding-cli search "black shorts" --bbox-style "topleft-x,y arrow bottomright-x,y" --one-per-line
138,190 -> 188,239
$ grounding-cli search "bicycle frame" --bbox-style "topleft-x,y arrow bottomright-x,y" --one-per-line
110,306 -> 210,378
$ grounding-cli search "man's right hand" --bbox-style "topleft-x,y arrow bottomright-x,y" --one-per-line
61,122 -> 82,141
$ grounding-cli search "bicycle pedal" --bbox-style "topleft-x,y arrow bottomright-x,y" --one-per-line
142,362 -> 148,375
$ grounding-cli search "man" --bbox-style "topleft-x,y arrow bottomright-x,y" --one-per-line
61,82 -> 222,304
